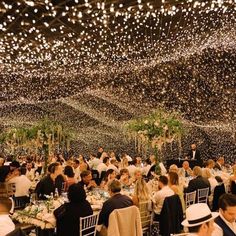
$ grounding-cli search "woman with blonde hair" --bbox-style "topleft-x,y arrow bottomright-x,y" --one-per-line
132,178 -> 150,206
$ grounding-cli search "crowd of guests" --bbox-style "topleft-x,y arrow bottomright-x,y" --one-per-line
0,145 -> 236,236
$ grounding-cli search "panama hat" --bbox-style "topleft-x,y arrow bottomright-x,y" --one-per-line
182,203 -> 219,227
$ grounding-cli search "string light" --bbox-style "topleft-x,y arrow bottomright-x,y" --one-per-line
0,0 -> 235,156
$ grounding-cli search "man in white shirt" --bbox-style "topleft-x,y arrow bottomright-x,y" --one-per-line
26,162 -> 35,181
212,193 -> 236,236
107,159 -> 119,174
88,153 -> 101,170
152,175 -> 174,220
0,197 -> 15,236
97,157 -> 109,177
8,167 -> 32,197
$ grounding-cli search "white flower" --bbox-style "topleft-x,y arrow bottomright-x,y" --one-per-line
144,120 -> 148,124
154,121 -> 160,127
163,125 -> 168,131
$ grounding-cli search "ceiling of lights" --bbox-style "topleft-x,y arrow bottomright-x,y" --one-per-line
0,0 -> 235,153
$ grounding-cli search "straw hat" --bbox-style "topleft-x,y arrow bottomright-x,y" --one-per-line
182,203 -> 219,227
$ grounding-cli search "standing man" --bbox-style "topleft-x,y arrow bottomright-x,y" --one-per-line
187,143 -> 202,166
213,193 -> 236,236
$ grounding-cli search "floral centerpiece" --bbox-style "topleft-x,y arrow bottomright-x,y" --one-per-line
12,197 -> 63,229
0,118 -> 74,173
126,109 -> 184,175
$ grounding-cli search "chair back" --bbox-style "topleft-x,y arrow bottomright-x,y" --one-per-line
170,233 -> 188,236
79,213 -> 99,236
197,187 -> 209,203
91,170 -> 100,185
13,196 -> 30,210
6,227 -> 26,236
212,184 -> 226,211
6,183 -> 16,197
159,194 -> 183,236
185,191 -> 196,208
139,201 -> 152,231
0,183 -> 8,197
107,206 -> 142,236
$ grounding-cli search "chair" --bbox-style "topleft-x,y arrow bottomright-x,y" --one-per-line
91,170 -> 100,185
197,188 -> 209,204
159,195 -> 183,236
79,213 -> 99,236
212,184 -> 226,211
6,183 -> 16,197
185,191 -> 196,208
13,196 -> 30,210
0,183 -> 8,197
6,227 -> 26,236
230,180 -> 236,194
139,201 -> 152,235
107,206 -> 142,236
170,234 -> 188,236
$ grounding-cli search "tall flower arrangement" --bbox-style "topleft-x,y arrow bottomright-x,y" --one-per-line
0,118 -> 74,173
126,109 -> 184,174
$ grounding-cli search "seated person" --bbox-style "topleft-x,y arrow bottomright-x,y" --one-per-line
7,167 -> 32,207
118,168 -> 131,187
178,161 -> 193,178
78,170 -> 97,191
182,203 -> 218,236
213,193 -> 236,236
184,166 -> 211,197
97,179 -> 133,230
152,175 -> 174,221
0,197 -> 15,235
100,169 -> 116,190
132,178 -> 150,206
54,184 -> 93,236
35,162 -> 64,199
64,165 -> 76,192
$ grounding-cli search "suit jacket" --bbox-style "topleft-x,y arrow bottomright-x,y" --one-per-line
98,193 -> 133,227
187,149 -> 201,161
159,195 -> 183,236
54,201 -> 93,236
35,174 -> 64,199
215,216 -> 236,236
185,176 -> 211,197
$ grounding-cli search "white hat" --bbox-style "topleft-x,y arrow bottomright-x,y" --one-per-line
182,203 -> 219,227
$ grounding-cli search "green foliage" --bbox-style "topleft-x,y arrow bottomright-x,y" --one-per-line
0,118 -> 75,156
126,109 -> 184,175
126,109 -> 184,142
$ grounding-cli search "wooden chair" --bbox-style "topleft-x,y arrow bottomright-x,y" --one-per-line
79,213 -> 99,236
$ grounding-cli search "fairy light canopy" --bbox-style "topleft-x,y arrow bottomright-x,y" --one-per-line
0,0 -> 235,153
